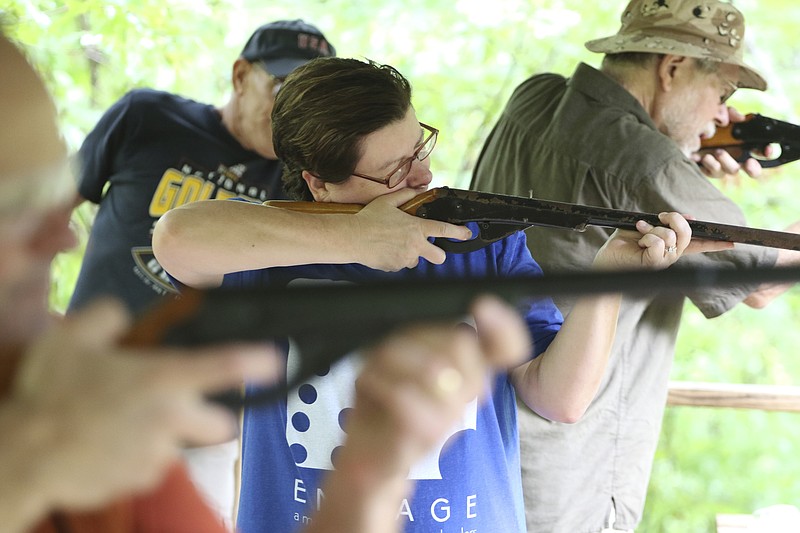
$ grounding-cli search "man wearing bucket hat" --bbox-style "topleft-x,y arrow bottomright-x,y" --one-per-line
471,1 -> 800,531
65,19 -> 336,528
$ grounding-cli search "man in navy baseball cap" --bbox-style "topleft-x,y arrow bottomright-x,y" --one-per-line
68,16 -> 337,528
240,19 -> 336,78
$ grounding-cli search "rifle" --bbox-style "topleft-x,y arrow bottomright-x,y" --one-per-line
124,265 -> 800,408
264,187 -> 800,253
699,113 -> 800,167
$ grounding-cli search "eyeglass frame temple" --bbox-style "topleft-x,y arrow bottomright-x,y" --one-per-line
351,122 -> 439,188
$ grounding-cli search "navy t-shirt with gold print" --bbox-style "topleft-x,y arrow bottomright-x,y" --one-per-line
69,89 -> 286,315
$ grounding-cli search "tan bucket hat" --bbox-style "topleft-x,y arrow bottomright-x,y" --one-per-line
585,0 -> 767,91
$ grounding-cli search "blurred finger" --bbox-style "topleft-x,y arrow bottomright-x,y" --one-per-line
139,344 -> 282,394
727,105 -> 746,122
742,157 -> 763,179
698,153 -> 724,178
65,298 -> 132,348
168,399 -> 240,446
713,149 -> 743,175
471,295 -> 531,368
419,240 -> 446,265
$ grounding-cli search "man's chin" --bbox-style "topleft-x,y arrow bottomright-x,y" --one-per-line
680,139 -> 702,158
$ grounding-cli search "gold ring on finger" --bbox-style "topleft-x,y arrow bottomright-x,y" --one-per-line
434,367 -> 463,396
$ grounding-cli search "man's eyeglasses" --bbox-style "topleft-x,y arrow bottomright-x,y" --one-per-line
351,123 -> 439,188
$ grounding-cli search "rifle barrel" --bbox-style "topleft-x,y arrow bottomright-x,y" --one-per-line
423,188 -> 800,252
265,188 -> 800,252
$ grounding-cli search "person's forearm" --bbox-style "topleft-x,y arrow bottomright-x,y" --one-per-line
744,245 -> 800,308
153,191 -> 474,288
306,450 -> 410,533
305,392 -> 423,533
153,200 -> 361,288
513,293 -> 621,423
0,406 -> 53,533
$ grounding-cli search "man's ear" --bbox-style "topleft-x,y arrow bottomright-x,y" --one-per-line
657,54 -> 690,93
301,170 -> 331,202
231,58 -> 251,95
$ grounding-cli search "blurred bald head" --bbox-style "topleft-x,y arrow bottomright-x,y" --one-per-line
0,35 -> 63,169
0,33 -> 76,344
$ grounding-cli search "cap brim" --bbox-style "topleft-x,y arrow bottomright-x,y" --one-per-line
585,35 -> 625,54
729,60 -> 767,91
585,34 -> 718,60
585,36 -> 767,91
260,57 -> 311,78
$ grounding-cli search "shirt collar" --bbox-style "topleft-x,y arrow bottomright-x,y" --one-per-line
567,62 -> 656,130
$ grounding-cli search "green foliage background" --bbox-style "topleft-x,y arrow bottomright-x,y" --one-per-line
3,0 -> 799,531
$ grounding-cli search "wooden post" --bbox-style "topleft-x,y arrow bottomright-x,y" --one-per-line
667,381 -> 800,412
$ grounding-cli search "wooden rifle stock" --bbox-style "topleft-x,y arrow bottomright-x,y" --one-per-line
699,113 -> 800,167
260,195 -> 429,214
265,187 -> 800,253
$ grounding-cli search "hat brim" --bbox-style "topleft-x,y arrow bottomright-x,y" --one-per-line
260,57 -> 312,78
731,60 -> 767,92
585,35 -> 767,91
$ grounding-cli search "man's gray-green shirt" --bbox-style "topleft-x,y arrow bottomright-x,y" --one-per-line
471,62 -> 777,532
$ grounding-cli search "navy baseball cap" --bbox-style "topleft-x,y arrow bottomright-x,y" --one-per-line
240,19 -> 336,78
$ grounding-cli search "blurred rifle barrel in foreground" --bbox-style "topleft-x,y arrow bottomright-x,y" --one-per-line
126,265 -> 800,408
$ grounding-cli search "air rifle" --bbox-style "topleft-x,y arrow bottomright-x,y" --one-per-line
264,187 -> 800,253
124,265 -> 800,408
699,113 -> 800,167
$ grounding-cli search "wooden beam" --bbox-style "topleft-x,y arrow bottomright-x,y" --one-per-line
667,381 -> 800,412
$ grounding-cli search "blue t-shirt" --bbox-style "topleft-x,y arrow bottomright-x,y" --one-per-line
232,225 -> 563,533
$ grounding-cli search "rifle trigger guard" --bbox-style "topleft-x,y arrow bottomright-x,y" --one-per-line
433,236 -> 492,253
433,222 -> 529,253
771,143 -> 800,167
740,142 -> 800,168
